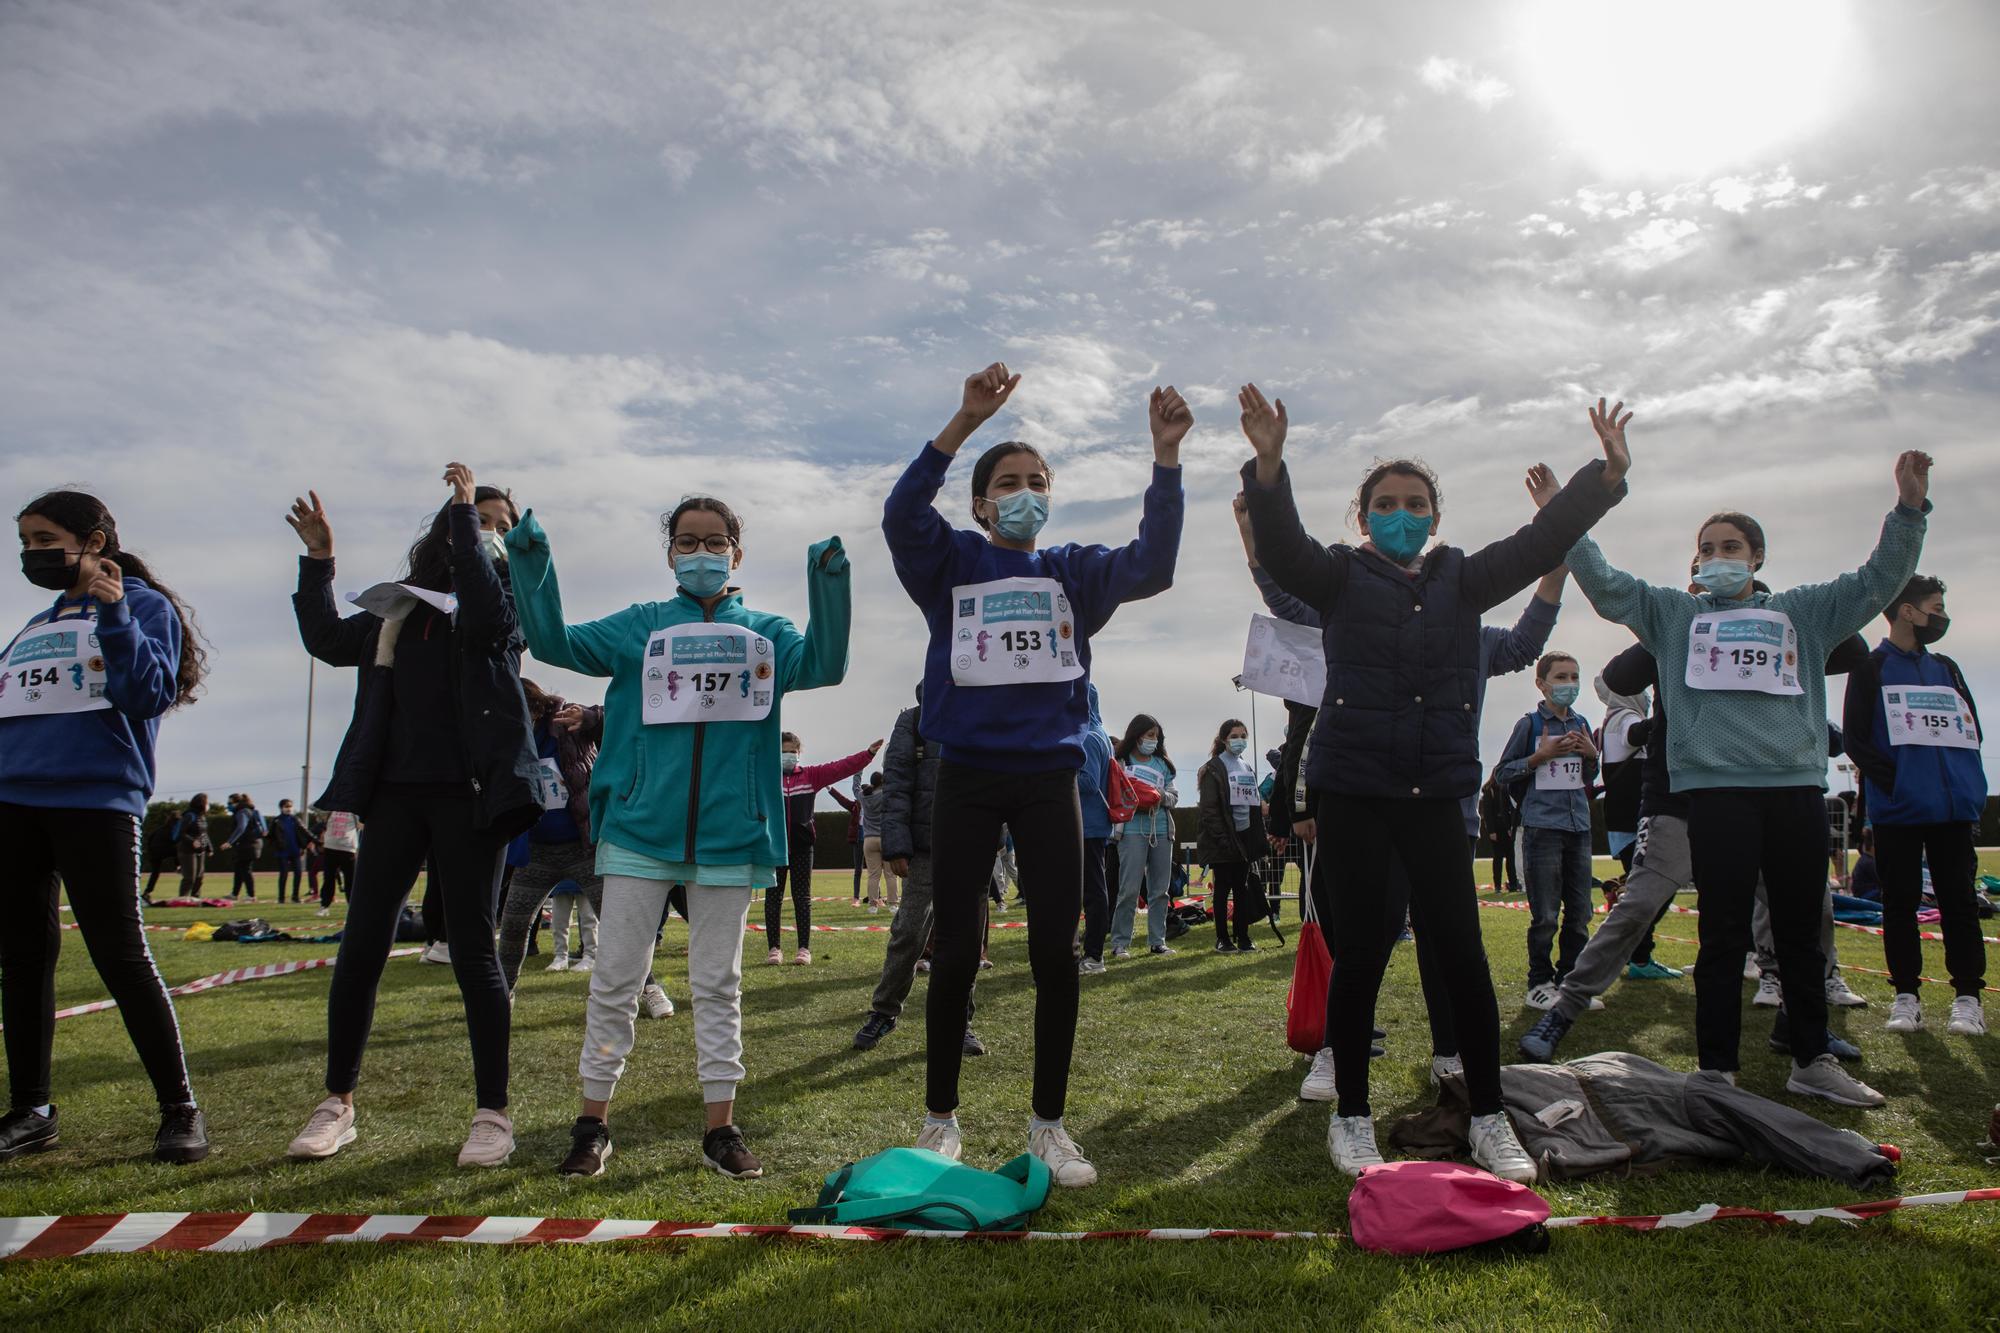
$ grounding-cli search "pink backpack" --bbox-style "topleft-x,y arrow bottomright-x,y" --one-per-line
1347,1161 -> 1550,1256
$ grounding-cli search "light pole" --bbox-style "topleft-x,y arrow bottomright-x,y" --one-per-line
300,656 -> 315,810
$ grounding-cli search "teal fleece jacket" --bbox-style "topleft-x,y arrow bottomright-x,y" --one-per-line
504,510 -> 852,868
1565,503 -> 1927,792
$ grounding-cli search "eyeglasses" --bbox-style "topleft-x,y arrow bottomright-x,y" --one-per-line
670,534 -> 737,556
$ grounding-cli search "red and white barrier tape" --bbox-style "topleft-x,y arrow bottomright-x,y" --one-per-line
35,949 -> 422,1024
749,922 -> 1029,934
1644,932 -> 2000,994
62,922 -> 184,933
8,1186 -> 1999,1259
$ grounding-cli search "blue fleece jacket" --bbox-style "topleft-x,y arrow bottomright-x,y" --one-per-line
0,579 -> 181,817
884,442 -> 1183,773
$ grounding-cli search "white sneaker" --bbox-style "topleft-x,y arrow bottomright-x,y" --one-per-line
287,1096 -> 356,1159
916,1117 -> 963,1161
1753,973 -> 1783,1007
641,982 -> 675,1019
1743,952 -> 1761,981
1525,984 -> 1559,1011
1825,974 -> 1868,1008
421,942 -> 451,965
315,907 -> 331,918
1586,995 -> 1606,1012
914,959 -> 931,974
1884,993 -> 1923,1033
766,947 -> 784,966
1469,1112 -> 1537,1183
868,904 -> 880,915
1327,1114 -> 1385,1176
571,956 -> 594,974
794,948 -> 812,965
457,1108 -> 515,1167
1111,948 -> 1131,960
1786,1053 -> 1885,1108
1947,996 -> 1986,1036
1430,1054 -> 1465,1085
545,955 -> 570,972
1028,1122 -> 1098,1187
1299,1048 -> 1338,1102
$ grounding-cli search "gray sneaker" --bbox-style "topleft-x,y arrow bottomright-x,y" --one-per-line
1078,957 -> 1107,975
1785,1053 -> 1885,1108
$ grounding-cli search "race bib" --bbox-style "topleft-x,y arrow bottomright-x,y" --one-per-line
641,623 -> 776,724
1882,685 -> 1979,750
1685,607 -> 1803,695
0,614 -> 113,721
1241,613 -> 1326,708
949,577 -> 1081,688
1536,755 -> 1586,790
1228,767 -> 1258,807
536,757 -> 571,807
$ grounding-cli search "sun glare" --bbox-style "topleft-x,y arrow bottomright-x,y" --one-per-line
1520,0 -> 1855,178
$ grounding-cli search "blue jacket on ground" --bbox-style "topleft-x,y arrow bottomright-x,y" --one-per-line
1077,683 -> 1113,839
884,443 -> 1183,774
1495,702 -> 1599,833
0,578 -> 181,817
1843,640 -> 1986,825
1242,457 -> 1620,801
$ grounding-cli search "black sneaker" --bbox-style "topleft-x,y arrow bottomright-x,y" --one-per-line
853,1011 -> 898,1051
154,1104 -> 210,1164
1236,941 -> 1258,953
1214,941 -> 1237,954
0,1106 -> 58,1160
702,1124 -> 763,1179
962,1028 -> 988,1057
1150,945 -> 1175,956
558,1116 -> 612,1177
1372,1027 -> 1388,1041
1518,1008 -> 1575,1062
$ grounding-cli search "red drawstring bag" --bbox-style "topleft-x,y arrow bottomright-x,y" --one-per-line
1106,762 -> 1142,825
1285,843 -> 1329,1054
1348,1161 -> 1550,1256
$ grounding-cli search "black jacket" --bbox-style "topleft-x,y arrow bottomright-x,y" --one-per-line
1195,755 -> 1267,863
292,504 -> 542,839
878,695 -> 938,862
1244,457 -> 1624,800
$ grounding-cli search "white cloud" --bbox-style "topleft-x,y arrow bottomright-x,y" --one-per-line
1268,112 -> 1387,183
1604,216 -> 1703,271
1417,56 -> 1513,110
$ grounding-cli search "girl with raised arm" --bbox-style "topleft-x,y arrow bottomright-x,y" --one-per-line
1239,385 -> 1628,1182
883,363 -> 1186,1187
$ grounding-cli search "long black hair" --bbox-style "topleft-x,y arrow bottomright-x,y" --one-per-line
16,490 -> 209,708
1114,712 -> 1174,775
403,484 -> 518,593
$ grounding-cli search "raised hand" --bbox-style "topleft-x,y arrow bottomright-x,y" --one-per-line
1238,383 -> 1288,485
960,362 -> 1021,424
1587,398 -> 1632,489
1524,463 -> 1558,509
1894,450 -> 1933,509
444,461 -> 477,506
1232,491 -> 1259,564
553,703 -> 587,732
286,491 -> 335,559
1149,385 -> 1193,457
868,738 -> 885,755
84,556 -> 125,604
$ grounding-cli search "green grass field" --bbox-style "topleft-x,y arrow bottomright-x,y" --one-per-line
7,863 -> 2000,1331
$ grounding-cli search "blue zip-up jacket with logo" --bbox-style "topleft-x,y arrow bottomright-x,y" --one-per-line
1843,640 -> 1986,825
0,578 -> 181,816
504,510 -> 852,869
884,443 -> 1183,774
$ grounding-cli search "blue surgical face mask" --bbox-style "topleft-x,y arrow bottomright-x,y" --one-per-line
781,753 -> 799,773
675,552 -> 731,598
1226,738 -> 1247,756
1138,738 -> 1158,757
1549,684 -> 1580,708
1693,558 -> 1752,595
1366,509 -> 1432,564
988,490 -> 1049,542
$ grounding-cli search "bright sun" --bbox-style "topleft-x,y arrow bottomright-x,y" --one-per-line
1520,0 -> 1856,177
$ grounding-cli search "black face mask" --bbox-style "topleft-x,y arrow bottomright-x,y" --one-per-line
1913,612 -> 1950,647
20,549 -> 80,591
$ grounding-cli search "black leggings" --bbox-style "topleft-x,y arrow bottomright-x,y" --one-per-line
324,790 -> 509,1109
766,841 -> 814,941
1687,787 -> 1830,1071
1212,861 -> 1253,946
1080,836 -> 1109,962
0,803 -> 194,1110
926,761 -> 1081,1120
1876,822 -> 1986,996
231,842 -> 261,898
1318,793 -> 1500,1117
319,850 -> 353,907
1309,843 -> 1459,1059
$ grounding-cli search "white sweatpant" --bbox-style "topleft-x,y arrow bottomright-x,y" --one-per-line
581,875 -> 750,1105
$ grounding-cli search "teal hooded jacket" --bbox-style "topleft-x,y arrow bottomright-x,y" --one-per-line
504,510 -> 852,868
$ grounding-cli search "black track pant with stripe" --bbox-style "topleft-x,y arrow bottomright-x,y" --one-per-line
0,803 -> 195,1110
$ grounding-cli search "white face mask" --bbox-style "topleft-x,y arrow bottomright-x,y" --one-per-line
480,529 -> 508,564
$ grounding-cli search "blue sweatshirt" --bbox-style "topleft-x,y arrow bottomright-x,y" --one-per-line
0,578 -> 181,817
883,442 -> 1183,773
1849,640 -> 1987,825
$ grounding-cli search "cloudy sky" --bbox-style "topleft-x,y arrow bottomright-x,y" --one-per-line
4,0 -> 1997,809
